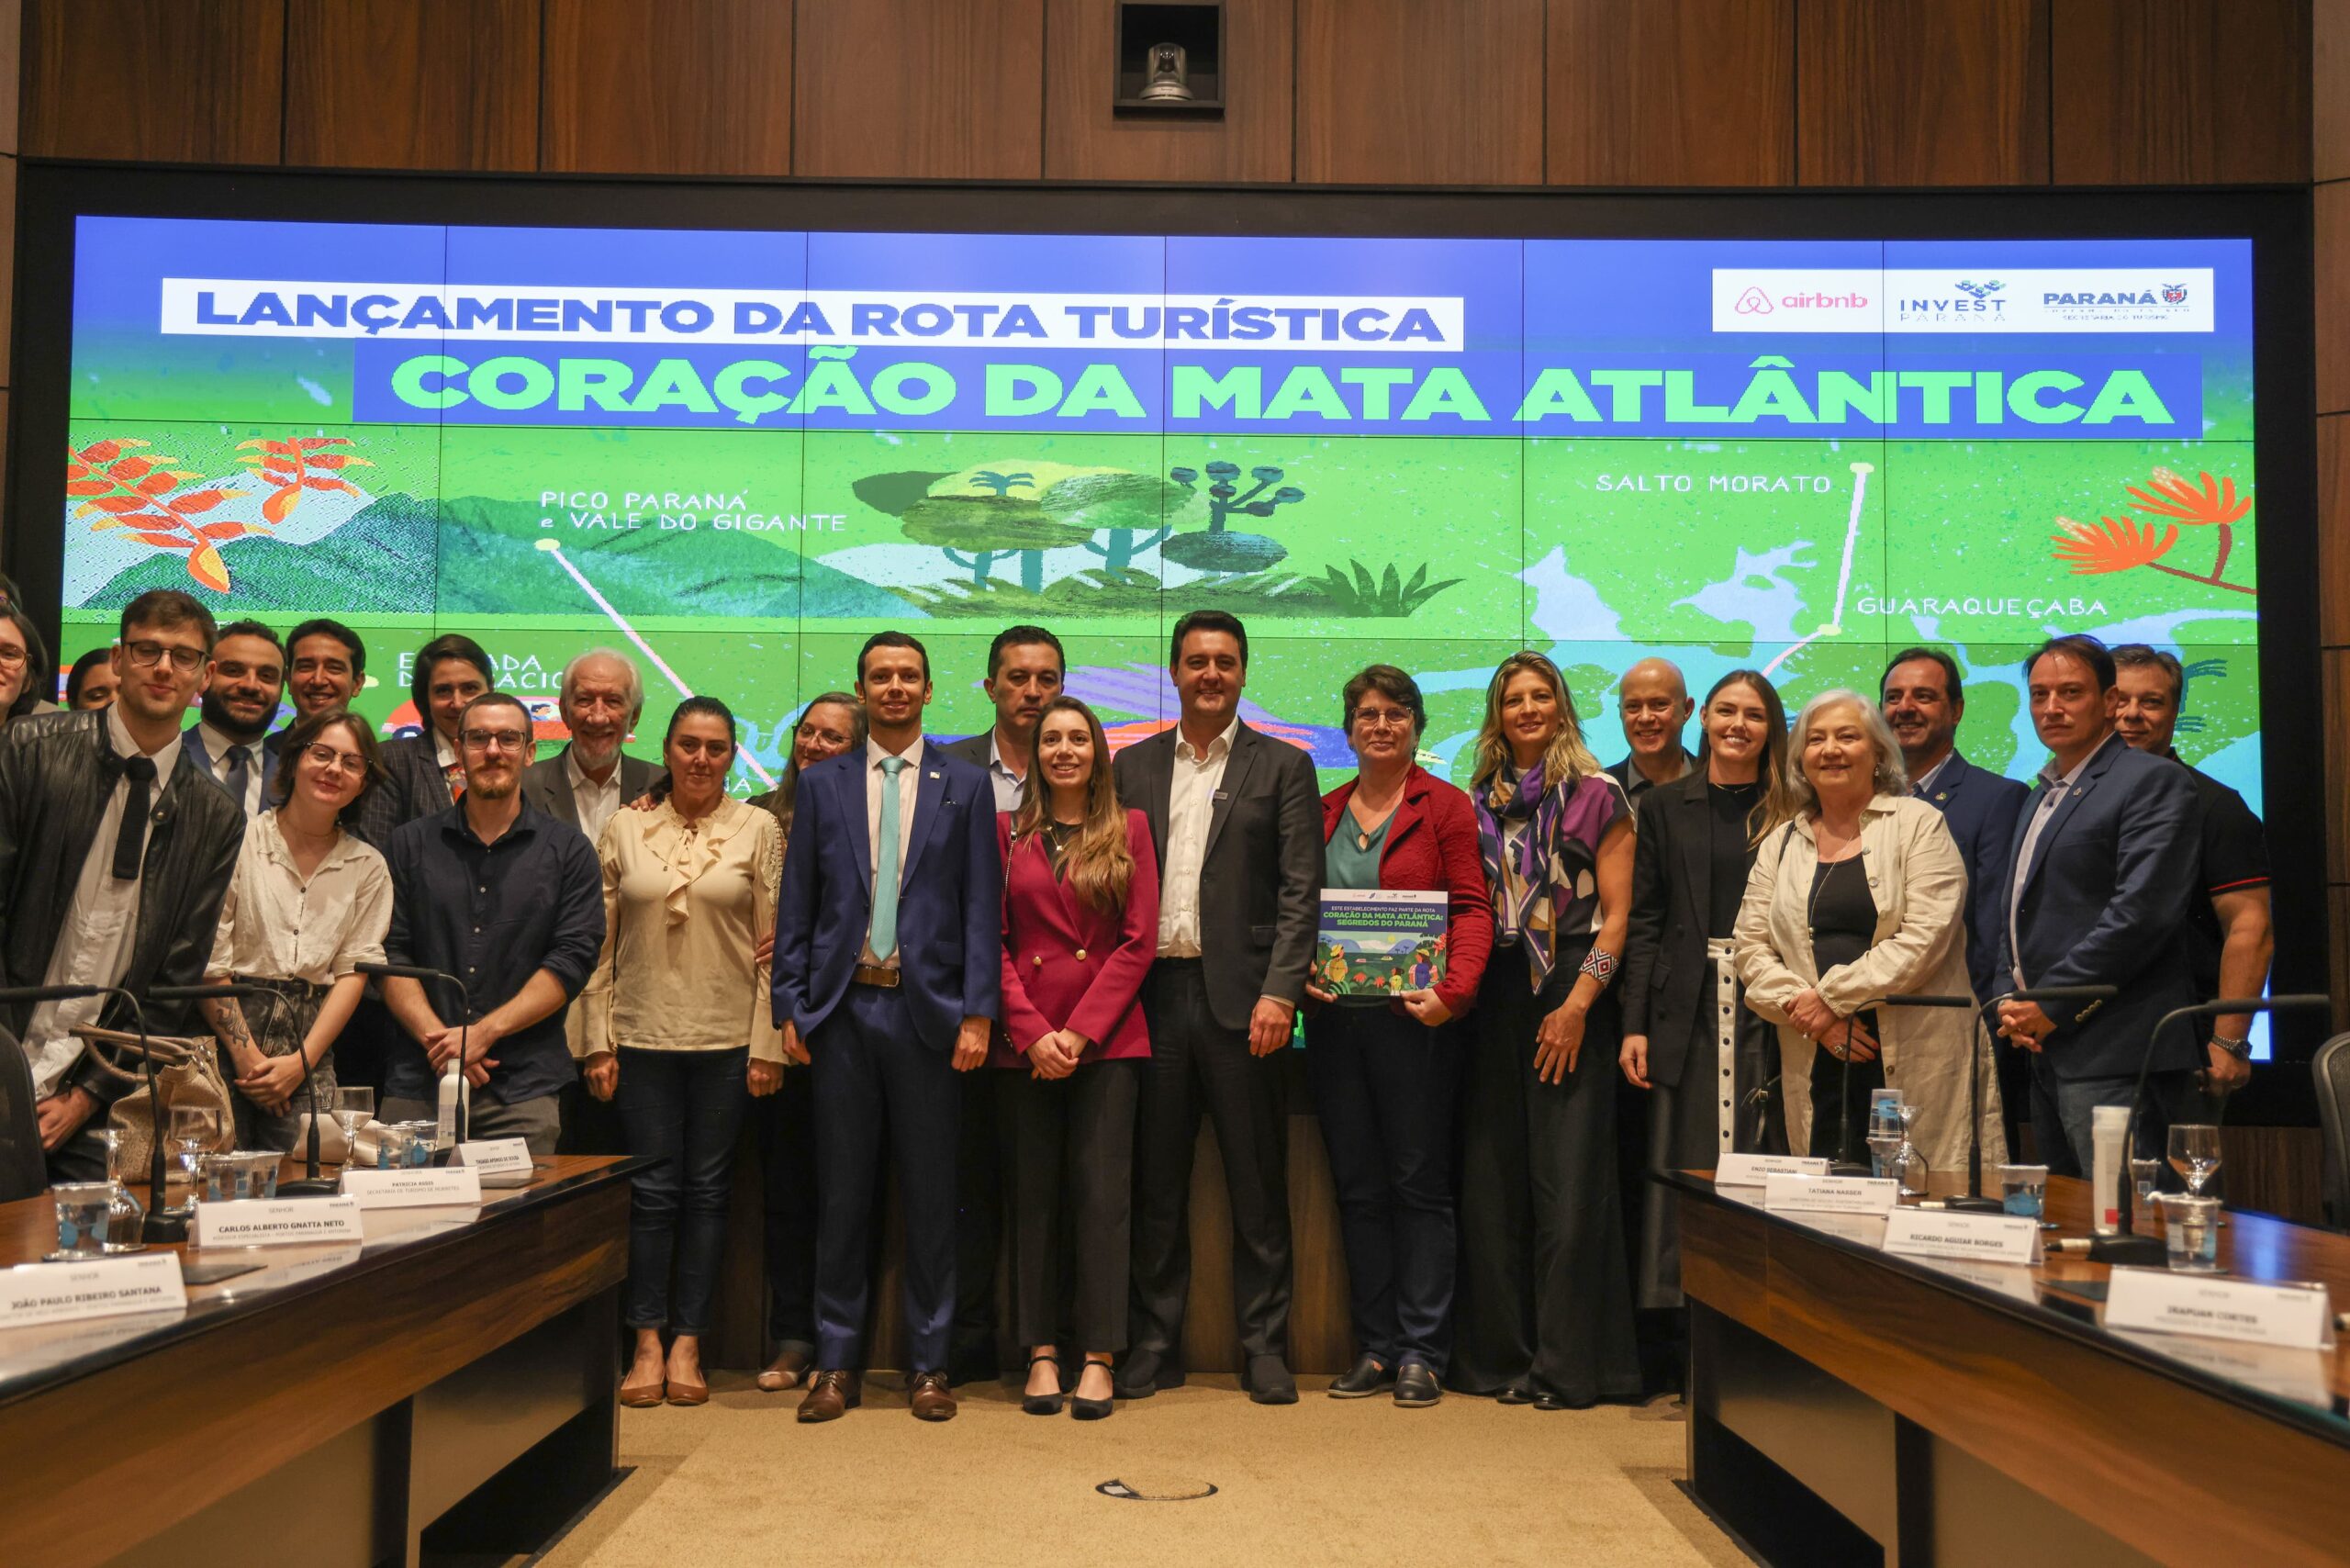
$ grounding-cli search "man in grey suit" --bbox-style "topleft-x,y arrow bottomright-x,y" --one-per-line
520,648 -> 660,1158
938,624 -> 1063,1384
1113,610 -> 1322,1405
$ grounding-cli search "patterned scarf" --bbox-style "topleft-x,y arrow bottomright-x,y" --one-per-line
1473,763 -> 1623,991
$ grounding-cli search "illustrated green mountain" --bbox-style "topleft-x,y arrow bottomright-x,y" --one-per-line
436,496 -> 902,619
83,493 -> 438,611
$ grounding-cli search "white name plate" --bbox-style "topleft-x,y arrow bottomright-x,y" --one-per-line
193,1196 -> 364,1249
339,1167 -> 482,1210
0,1253 -> 187,1328
1763,1174 -> 1899,1215
1717,1154 -> 1830,1187
453,1138 -> 534,1186
2104,1268 -> 2338,1350
1882,1209 -> 2042,1266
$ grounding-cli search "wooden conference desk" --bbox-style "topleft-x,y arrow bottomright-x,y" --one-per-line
0,1154 -> 643,1568
1668,1170 -> 2350,1567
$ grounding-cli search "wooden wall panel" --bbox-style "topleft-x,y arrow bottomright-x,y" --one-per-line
2324,180 -> 2350,415
24,0 -> 285,163
1546,0 -> 1794,186
1294,0 -> 1543,186
2326,417 -> 2350,645
2321,0 -> 2350,184
2051,0 -> 2311,185
1796,0 -> 2048,185
795,0 -> 1044,180
543,0 -> 791,175
285,0 -> 537,171
2330,649 -> 2350,884
0,0 -> 21,157
1043,0 -> 1292,183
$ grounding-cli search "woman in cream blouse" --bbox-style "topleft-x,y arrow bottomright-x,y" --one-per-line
580,696 -> 784,1408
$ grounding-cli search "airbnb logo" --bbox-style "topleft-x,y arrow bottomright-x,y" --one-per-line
1734,286 -> 1774,316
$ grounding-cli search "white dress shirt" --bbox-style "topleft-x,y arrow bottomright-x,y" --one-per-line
859,734 -> 925,969
207,811 -> 392,985
196,721 -> 267,816
565,745 -> 625,846
2007,733 -> 2113,989
1157,718 -> 1238,958
25,707 -> 187,1098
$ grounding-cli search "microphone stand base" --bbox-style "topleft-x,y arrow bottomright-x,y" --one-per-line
140,1210 -> 189,1245
1941,1195 -> 2007,1214
2087,1234 -> 2165,1266
1825,1160 -> 1874,1178
275,1178 -> 340,1197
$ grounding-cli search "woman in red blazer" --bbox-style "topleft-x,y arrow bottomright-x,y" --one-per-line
1304,665 -> 1492,1409
994,694 -> 1158,1421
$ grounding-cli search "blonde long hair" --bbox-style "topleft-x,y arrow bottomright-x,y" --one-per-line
1472,651 -> 1603,808
1011,695 -> 1134,912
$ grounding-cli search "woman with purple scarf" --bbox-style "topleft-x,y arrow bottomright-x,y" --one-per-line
1449,651 -> 1640,1408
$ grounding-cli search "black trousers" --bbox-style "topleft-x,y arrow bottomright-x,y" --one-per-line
1306,1002 -> 1458,1373
758,1061 -> 820,1355
951,1065 -> 1003,1375
1451,952 -> 1641,1405
810,984 -> 958,1372
999,1058 -> 1139,1351
557,1062 -> 631,1157
1128,959 -> 1292,1366
616,1047 -> 747,1337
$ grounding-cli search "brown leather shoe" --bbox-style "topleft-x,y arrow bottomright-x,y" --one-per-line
666,1368 -> 709,1406
798,1369 -> 860,1422
756,1346 -> 813,1393
909,1370 -> 957,1421
619,1373 -> 666,1408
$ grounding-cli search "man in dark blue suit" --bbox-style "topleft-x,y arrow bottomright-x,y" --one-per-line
1995,635 -> 2199,1175
771,631 -> 1002,1424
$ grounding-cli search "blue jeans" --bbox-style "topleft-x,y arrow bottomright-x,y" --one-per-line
616,1047 -> 749,1337
2028,1057 -> 2195,1177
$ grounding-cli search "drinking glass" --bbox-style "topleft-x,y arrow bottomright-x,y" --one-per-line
168,1104 -> 220,1185
1998,1162 -> 2049,1220
2131,1156 -> 2161,1219
2167,1124 -> 2222,1198
2159,1193 -> 2222,1271
333,1086 -> 375,1164
101,1128 -> 146,1252
49,1182 -> 113,1259
1890,1103 -> 1930,1197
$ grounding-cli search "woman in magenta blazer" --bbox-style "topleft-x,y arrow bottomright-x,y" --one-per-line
1304,666 -> 1493,1409
994,694 -> 1158,1421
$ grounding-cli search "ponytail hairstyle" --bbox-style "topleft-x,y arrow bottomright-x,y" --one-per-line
1011,695 -> 1133,913
1470,650 -> 1602,810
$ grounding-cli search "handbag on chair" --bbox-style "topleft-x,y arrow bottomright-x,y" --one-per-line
72,1026 -> 236,1173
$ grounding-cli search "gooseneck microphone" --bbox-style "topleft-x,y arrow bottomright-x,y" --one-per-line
1968,986 -> 2121,1211
149,980 -> 334,1196
2095,994 -> 2329,1261
0,983 -> 174,1241
354,962 -> 474,1150
1829,993 -> 1975,1182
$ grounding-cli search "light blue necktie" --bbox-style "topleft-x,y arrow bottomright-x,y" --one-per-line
868,755 -> 908,960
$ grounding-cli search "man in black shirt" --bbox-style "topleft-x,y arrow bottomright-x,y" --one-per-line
1604,657 -> 1695,806
378,692 -> 604,1153
2109,645 -> 2270,1096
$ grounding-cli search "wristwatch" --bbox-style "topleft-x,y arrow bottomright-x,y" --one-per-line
2210,1033 -> 2251,1061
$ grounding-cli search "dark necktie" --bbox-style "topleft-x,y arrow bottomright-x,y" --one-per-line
224,744 -> 252,816
112,755 -> 157,879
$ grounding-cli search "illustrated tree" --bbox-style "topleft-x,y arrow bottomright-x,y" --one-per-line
968,469 -> 1034,498
1161,461 -> 1306,573
69,437 -> 252,593
899,491 -> 1092,591
1043,470 -> 1189,572
2049,467 -> 2254,596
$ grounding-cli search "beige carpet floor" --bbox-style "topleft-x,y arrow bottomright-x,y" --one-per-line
535,1373 -> 1749,1568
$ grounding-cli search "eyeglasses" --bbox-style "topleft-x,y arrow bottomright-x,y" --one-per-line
124,640 -> 204,674
0,646 -> 24,668
460,728 -> 531,753
1352,708 -> 1416,731
302,743 -> 368,772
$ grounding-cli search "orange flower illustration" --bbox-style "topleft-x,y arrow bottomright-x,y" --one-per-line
2044,467 -> 2255,597
69,438 -> 252,593
2124,467 -> 2250,527
235,436 -> 371,524
2050,515 -> 2177,576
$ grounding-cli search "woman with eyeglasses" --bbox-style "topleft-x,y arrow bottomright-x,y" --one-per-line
201,709 -> 393,1151
1304,666 -> 1491,1409
580,697 -> 784,1409
0,606 -> 58,732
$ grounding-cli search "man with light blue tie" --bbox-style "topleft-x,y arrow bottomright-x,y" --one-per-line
771,631 -> 1003,1424
182,620 -> 285,817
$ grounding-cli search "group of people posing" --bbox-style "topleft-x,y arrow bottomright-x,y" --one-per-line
0,587 -> 2269,1426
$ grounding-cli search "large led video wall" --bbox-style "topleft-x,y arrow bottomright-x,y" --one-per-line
60,220 -> 2258,814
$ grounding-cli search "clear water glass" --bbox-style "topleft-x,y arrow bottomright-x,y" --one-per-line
50,1182 -> 113,1258
1998,1162 -> 2048,1219
167,1103 -> 219,1185
2159,1193 -> 2222,1271
2131,1156 -> 2161,1218
1891,1102 -> 1929,1197
2167,1124 -> 2221,1198
333,1085 -> 375,1164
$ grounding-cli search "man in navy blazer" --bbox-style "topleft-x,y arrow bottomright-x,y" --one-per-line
181,618 -> 286,817
771,631 -> 1002,1424
1881,649 -> 2029,1004
1994,635 -> 2199,1175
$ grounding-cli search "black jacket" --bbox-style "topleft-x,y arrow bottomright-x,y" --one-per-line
352,734 -> 456,849
0,710 -> 244,1104
1112,721 -> 1323,1034
1621,771 -> 1751,1088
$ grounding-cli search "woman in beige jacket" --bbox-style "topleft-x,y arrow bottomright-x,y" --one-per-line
1732,689 -> 2006,1173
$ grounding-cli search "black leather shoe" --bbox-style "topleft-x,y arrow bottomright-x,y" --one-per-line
1022,1353 -> 1066,1416
1532,1387 -> 1595,1412
1394,1362 -> 1441,1407
1246,1354 -> 1299,1406
1327,1354 -> 1392,1398
1495,1381 -> 1539,1406
1113,1350 -> 1183,1400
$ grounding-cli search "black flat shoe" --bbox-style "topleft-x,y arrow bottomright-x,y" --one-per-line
1496,1381 -> 1539,1406
1113,1350 -> 1182,1400
1393,1363 -> 1441,1407
1070,1357 -> 1116,1418
1246,1354 -> 1299,1406
1532,1388 -> 1595,1411
1022,1353 -> 1066,1416
1327,1354 -> 1392,1398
